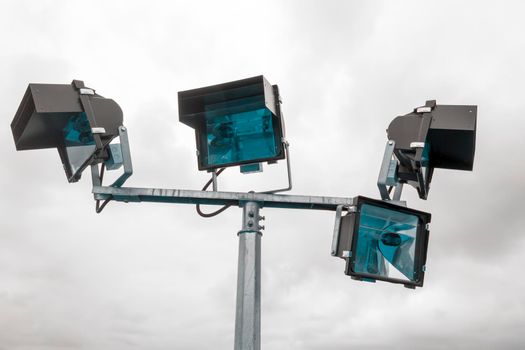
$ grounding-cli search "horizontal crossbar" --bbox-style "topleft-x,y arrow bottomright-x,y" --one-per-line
92,186 -> 354,211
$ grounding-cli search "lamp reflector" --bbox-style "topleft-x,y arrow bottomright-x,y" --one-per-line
354,204 -> 419,281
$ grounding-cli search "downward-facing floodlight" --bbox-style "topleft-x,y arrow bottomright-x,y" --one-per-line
378,100 -> 477,200
11,80 -> 123,182
332,196 -> 431,288
178,76 -> 286,171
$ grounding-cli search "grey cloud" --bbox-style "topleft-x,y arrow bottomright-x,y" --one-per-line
1,0 -> 524,349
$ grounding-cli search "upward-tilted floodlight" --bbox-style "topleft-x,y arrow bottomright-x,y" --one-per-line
11,80 -> 123,182
379,100 -> 477,200
178,76 -> 286,172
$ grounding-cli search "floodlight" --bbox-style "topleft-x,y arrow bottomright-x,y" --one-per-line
178,75 -> 286,171
384,100 -> 477,199
11,80 -> 123,182
333,196 -> 431,288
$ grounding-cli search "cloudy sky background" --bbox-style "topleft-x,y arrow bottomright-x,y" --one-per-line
1,0 -> 525,349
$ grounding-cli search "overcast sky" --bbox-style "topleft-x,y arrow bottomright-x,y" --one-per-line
1,0 -> 525,349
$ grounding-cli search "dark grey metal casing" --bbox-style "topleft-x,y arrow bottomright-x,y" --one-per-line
178,75 -> 285,171
425,104 -> 477,170
388,102 -> 477,171
335,196 -> 431,288
387,101 -> 477,199
11,80 -> 123,181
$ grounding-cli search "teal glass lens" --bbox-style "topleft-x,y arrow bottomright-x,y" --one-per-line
63,112 -> 96,176
204,107 -> 278,167
422,142 -> 430,167
354,204 -> 419,282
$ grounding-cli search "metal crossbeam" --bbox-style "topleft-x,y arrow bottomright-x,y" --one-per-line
92,186 -> 354,211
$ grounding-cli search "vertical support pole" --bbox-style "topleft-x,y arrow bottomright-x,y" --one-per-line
234,201 -> 263,350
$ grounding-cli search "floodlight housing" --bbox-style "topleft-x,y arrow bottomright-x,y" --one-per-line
178,75 -> 285,171
11,80 -> 123,182
386,100 -> 477,199
335,196 -> 431,288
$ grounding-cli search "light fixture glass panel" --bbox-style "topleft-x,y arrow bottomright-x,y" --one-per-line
63,112 -> 96,176
354,204 -> 419,282
204,107 -> 277,167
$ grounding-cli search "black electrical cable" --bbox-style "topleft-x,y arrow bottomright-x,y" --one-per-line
196,167 -> 232,218
95,164 -> 111,213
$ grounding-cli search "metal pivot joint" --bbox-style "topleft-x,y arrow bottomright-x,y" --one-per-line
377,140 -> 398,201
235,201 -> 263,350
90,125 -> 134,213
377,140 -> 406,206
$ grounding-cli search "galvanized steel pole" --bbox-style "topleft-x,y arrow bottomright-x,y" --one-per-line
235,201 -> 263,350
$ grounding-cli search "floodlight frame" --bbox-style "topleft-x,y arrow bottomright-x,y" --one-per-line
384,100 -> 477,200
11,80 -> 123,183
333,196 -> 431,288
178,75 -> 286,171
